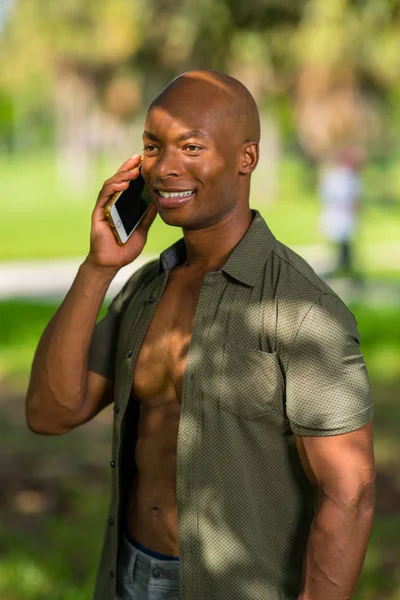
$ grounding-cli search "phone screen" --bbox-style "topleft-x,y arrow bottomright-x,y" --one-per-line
115,173 -> 152,236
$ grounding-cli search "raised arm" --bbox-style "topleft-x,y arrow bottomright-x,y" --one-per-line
25,154 -> 157,435
296,423 -> 375,600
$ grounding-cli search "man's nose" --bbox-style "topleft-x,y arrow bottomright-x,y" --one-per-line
152,149 -> 184,179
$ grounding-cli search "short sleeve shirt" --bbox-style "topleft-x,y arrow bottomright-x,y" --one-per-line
89,210 -> 373,600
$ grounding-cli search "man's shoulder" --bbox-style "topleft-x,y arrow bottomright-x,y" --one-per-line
275,237 -> 358,337
271,238 -> 334,300
267,239 -> 351,334
261,239 -> 358,362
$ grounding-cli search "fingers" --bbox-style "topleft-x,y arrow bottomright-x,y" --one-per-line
95,165 -> 142,211
106,168 -> 142,187
96,182 -> 127,212
135,203 -> 158,236
117,154 -> 142,173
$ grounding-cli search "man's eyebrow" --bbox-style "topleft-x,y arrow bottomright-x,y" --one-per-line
142,130 -> 209,142
142,130 -> 160,141
176,130 -> 209,142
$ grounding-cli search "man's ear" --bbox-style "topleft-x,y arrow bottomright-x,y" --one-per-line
239,141 -> 259,175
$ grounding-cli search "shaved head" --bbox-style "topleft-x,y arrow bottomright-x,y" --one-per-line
142,70 -> 260,231
149,70 -> 260,145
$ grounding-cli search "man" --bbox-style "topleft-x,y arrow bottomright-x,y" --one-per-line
26,71 -> 375,600
318,146 -> 364,280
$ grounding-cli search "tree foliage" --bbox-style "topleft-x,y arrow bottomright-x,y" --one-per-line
0,0 -> 399,156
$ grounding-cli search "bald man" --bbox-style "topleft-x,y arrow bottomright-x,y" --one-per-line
26,71 -> 374,600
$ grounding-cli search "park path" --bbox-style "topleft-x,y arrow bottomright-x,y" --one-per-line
0,254 -> 159,301
0,244 -> 399,306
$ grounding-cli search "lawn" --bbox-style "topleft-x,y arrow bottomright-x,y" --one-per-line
0,300 -> 399,599
1,153 -> 399,269
1,149 -> 399,598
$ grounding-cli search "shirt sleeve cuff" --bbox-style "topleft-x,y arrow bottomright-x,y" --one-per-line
288,404 -> 374,437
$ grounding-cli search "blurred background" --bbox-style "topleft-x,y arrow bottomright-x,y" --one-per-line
0,0 -> 399,598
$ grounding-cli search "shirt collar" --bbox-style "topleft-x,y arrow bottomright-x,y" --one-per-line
159,210 -> 276,287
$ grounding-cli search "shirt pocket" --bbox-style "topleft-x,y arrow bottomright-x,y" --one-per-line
218,344 -> 284,419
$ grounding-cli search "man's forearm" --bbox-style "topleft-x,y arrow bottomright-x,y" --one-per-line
26,260 -> 117,430
298,485 -> 374,600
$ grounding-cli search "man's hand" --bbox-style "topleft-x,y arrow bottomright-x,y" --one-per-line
86,154 -> 158,272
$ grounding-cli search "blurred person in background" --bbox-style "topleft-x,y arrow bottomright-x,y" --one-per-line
319,146 -> 365,281
25,71 -> 374,600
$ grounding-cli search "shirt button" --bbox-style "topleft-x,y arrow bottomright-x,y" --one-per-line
110,461 -> 115,468
108,517 -> 114,526
114,405 -> 120,414
147,296 -> 155,304
126,349 -> 133,358
152,566 -> 161,578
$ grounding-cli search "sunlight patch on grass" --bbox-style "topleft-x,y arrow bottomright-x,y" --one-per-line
0,557 -> 51,599
0,556 -> 90,600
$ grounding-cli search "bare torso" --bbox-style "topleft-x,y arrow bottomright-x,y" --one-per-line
126,265 -> 204,556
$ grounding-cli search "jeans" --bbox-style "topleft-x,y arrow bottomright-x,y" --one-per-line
116,535 -> 180,599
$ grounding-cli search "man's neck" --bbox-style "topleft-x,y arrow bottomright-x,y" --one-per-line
180,207 -> 253,276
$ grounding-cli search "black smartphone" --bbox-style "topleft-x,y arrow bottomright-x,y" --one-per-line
104,166 -> 152,245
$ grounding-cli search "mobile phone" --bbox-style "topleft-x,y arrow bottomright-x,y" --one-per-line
104,165 -> 152,245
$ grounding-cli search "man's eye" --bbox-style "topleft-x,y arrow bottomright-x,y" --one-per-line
143,144 -> 160,154
185,144 -> 203,152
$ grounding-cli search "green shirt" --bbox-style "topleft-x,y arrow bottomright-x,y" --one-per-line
88,210 -> 373,600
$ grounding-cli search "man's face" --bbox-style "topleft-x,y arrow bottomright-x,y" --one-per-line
141,98 -> 243,230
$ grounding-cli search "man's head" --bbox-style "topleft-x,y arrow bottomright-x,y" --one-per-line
141,70 -> 260,230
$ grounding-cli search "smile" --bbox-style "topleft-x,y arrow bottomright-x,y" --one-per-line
158,190 -> 194,198
156,189 -> 196,209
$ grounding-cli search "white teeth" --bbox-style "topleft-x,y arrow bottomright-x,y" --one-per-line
158,190 -> 193,198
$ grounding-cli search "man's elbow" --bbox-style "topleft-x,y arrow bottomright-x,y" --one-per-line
26,416 -> 69,436
26,413 -> 72,436
355,479 -> 375,522
25,395 -> 76,436
324,478 -> 376,522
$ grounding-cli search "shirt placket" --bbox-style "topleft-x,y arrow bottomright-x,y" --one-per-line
109,272 -> 170,582
177,271 -> 227,600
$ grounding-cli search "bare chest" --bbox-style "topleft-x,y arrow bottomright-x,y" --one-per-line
132,273 -> 203,404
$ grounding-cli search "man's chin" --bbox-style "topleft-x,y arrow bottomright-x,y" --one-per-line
156,202 -> 223,231
157,208 -> 185,228
156,204 -> 196,229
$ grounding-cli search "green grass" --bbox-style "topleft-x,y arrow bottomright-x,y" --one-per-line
1,300 -> 400,598
1,299 -> 398,385
254,155 -> 400,247
1,153 -> 399,265
351,304 -> 400,384
0,484 -> 108,600
0,301 -> 107,383
354,516 -> 400,599
0,153 -> 181,260
1,299 -> 400,467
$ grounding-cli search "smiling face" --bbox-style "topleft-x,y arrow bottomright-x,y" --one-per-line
140,72 -> 260,230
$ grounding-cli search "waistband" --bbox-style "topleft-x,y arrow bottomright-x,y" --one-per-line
127,533 -> 180,562
120,534 -> 180,582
